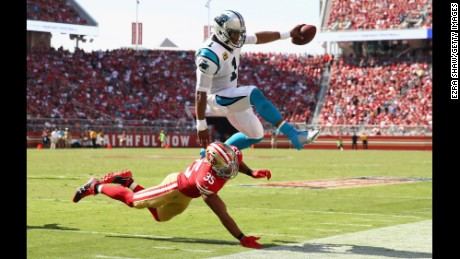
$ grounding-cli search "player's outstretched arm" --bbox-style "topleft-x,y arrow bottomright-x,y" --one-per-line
195,91 -> 210,148
253,24 -> 304,44
254,24 -> 315,45
202,193 -> 263,249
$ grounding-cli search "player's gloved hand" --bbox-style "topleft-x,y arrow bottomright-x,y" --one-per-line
240,236 -> 263,249
251,169 -> 271,180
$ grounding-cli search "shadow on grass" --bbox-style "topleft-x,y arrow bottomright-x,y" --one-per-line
26,224 -> 278,247
267,242 -> 432,258
27,224 -> 79,231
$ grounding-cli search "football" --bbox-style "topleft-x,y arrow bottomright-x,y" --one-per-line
291,25 -> 316,45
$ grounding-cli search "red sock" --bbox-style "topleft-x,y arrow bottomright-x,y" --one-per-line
148,208 -> 160,221
100,185 -> 134,206
129,184 -> 158,220
132,184 -> 145,192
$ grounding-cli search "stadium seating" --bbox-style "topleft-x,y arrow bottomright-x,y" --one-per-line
27,48 -> 325,125
326,0 -> 432,31
318,54 -> 432,134
27,0 -> 88,25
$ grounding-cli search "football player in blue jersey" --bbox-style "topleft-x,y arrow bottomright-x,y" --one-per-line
195,10 -> 320,151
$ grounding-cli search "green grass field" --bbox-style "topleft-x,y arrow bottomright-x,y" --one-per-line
27,148 -> 432,258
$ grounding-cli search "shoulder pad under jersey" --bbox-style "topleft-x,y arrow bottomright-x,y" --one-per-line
195,48 -> 220,75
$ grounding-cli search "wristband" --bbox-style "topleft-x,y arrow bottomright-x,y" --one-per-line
237,233 -> 245,240
246,169 -> 253,176
196,119 -> 207,131
280,31 -> 290,40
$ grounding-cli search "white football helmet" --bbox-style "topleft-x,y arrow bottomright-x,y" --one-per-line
205,142 -> 239,179
213,10 -> 246,49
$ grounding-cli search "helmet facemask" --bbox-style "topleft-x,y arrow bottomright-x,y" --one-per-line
212,156 -> 239,179
205,142 -> 240,179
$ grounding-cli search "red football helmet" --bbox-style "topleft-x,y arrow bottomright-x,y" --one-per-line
205,142 -> 239,179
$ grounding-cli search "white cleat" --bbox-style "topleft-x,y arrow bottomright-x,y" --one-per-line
298,128 -> 321,146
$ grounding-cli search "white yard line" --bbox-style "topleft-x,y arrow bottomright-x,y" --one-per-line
151,246 -> 213,253
319,223 -> 373,227
27,198 -> 427,219
189,205 -> 426,219
95,255 -> 141,259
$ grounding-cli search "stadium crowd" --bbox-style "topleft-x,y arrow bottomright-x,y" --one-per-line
318,54 -> 432,134
326,0 -> 432,31
26,0 -> 432,137
27,0 -> 88,25
27,48 -> 325,126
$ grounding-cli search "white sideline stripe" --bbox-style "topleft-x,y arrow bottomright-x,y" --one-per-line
320,194 -> 432,200
308,229 -> 343,233
189,205 -> 425,219
402,210 -> 431,214
356,218 -> 396,222
288,227 -> 343,232
209,220 -> 432,259
27,198 -> 426,219
95,255 -> 140,259
151,246 -> 213,253
255,233 -> 310,238
319,223 -> 373,227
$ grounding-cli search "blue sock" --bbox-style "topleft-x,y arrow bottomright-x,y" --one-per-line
249,88 -> 282,125
199,148 -> 206,158
225,132 -> 263,150
278,121 -> 297,139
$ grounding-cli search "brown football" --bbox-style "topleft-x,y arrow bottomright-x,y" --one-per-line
291,25 -> 316,45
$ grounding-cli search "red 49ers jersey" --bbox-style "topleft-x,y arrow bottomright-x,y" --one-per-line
177,159 -> 228,198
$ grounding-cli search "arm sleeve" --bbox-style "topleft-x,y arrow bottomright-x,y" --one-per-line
245,34 -> 257,45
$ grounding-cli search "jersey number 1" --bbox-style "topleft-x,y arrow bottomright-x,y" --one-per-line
230,57 -> 237,82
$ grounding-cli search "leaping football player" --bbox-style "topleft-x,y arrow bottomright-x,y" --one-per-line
195,10 -> 321,150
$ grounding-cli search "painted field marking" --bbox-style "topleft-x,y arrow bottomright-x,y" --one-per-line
151,246 -> 213,253
357,218 -> 397,222
27,197 -> 427,219
189,205 -> 425,219
288,227 -> 343,232
319,223 -> 373,227
254,233 -> 310,238
95,255 -> 141,259
238,176 -> 432,190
